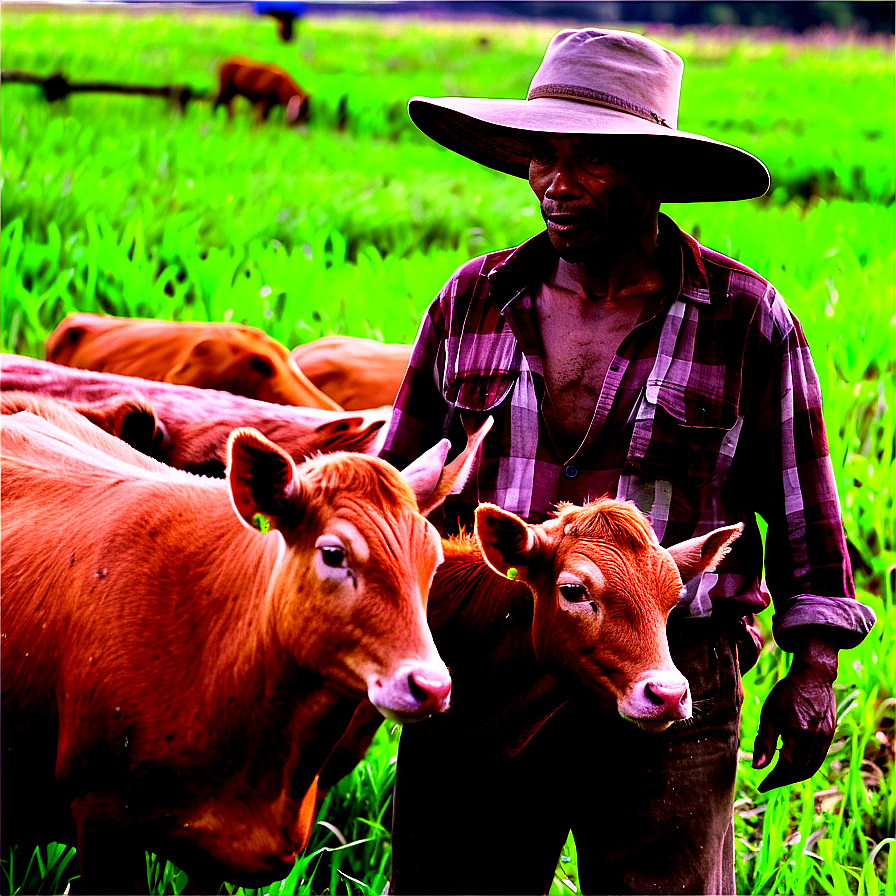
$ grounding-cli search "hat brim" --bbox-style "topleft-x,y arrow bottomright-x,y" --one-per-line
409,96 -> 770,203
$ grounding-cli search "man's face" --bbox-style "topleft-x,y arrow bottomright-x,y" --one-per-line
528,133 -> 663,265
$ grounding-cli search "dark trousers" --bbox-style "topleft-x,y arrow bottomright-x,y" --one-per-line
390,615 -> 743,895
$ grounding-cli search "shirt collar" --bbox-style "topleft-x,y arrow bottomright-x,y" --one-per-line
486,214 -> 714,309
486,231 -> 557,312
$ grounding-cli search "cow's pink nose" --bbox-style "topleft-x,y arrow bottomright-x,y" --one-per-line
409,670 -> 452,707
644,679 -> 690,717
368,663 -> 452,722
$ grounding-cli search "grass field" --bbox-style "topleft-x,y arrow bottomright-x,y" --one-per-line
1,7 -> 893,895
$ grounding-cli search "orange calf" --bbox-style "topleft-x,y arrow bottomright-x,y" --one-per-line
388,499 -> 742,892
1,413 -> 490,893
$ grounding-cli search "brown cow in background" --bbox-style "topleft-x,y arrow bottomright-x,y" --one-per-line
214,55 -> 309,124
291,336 -> 412,410
46,313 -> 341,410
1,356 -> 389,476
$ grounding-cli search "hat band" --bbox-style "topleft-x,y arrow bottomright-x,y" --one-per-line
527,83 -> 671,128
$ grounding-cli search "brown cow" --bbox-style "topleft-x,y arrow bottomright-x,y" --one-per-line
1,411 -> 490,893
45,313 -> 340,410
317,499 -> 742,893
213,55 -> 309,124
291,336 -> 413,410
2,355 -> 389,476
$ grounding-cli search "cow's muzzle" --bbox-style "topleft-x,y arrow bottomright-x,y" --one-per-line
618,669 -> 692,731
368,662 -> 452,723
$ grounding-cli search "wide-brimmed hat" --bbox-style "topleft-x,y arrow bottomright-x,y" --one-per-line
409,29 -> 769,202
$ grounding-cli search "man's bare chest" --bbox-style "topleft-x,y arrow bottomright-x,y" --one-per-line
537,299 -> 644,447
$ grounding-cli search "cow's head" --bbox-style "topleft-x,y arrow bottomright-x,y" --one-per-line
475,498 -> 741,732
224,420 -> 491,723
285,94 -> 309,125
168,331 -> 339,411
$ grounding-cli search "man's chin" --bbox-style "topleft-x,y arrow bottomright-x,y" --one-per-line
551,235 -> 630,269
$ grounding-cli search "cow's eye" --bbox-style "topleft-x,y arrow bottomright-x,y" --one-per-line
559,583 -> 589,603
319,545 -> 346,568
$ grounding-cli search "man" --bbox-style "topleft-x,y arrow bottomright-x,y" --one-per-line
380,29 -> 875,894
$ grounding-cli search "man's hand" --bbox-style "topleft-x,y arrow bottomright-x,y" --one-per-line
752,634 -> 839,793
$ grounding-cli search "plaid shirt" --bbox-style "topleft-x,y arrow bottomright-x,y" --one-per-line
381,214 -> 875,652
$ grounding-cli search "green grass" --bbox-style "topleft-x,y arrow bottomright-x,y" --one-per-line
1,8 -> 893,895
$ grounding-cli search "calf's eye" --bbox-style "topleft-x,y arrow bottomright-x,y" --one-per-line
319,546 -> 346,568
559,583 -> 589,603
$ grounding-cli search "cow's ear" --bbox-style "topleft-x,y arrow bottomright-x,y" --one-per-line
167,338 -> 234,385
95,397 -> 170,460
474,503 -> 536,582
313,414 -> 386,455
227,427 -> 303,533
401,418 -> 493,515
666,523 -> 744,583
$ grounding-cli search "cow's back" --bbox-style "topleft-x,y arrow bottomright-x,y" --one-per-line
45,313 -> 191,375
1,412 -> 230,699
45,315 -> 342,409
1,356 -> 388,474
291,336 -> 412,410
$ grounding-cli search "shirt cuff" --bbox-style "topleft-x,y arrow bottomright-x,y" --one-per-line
772,594 -> 877,652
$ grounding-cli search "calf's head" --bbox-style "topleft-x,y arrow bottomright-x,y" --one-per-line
475,499 -> 741,732
168,332 -> 338,410
226,420 -> 491,723
285,94 -> 309,124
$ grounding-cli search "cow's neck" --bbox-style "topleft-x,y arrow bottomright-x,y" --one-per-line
428,547 -> 566,750
149,489 -> 348,760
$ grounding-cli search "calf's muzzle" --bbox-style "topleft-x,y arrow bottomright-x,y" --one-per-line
368,661 -> 452,723
619,668 -> 692,731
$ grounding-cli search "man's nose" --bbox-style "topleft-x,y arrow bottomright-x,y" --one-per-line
544,163 -> 582,200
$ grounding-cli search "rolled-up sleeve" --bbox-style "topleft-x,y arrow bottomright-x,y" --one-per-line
751,295 -> 876,650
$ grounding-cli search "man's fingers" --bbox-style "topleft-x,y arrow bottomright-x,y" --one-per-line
752,702 -> 780,769
804,730 -> 834,780
756,730 -> 829,792
758,759 -> 800,793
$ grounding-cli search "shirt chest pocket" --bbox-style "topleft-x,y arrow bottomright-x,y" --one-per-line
444,372 -> 520,413
626,384 -> 743,489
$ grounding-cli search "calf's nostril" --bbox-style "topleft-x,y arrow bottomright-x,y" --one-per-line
645,681 -> 689,709
408,670 -> 451,705
408,673 -> 428,703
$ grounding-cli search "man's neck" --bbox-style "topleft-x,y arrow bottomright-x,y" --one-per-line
552,214 -> 665,305
554,244 -> 664,306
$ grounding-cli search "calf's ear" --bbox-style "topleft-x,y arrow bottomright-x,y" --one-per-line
313,414 -> 385,455
227,427 -> 304,533
474,503 -> 536,581
167,338 -> 239,387
666,523 -> 744,583
401,417 -> 493,515
97,397 -> 170,460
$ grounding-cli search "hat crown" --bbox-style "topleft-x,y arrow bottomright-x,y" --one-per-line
528,29 -> 683,130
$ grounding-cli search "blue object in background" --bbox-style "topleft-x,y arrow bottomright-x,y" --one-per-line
253,2 -> 306,41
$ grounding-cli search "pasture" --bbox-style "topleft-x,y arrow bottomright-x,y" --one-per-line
1,6 -> 893,895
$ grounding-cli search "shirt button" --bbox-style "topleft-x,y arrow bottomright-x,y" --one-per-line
564,464 -> 578,479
